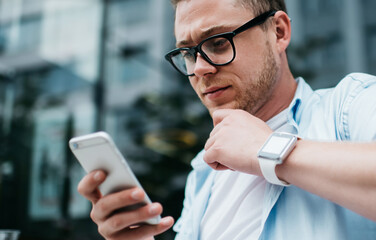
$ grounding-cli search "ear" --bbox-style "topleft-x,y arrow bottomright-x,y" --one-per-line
273,11 -> 291,53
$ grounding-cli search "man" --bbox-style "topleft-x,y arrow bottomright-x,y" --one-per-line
78,0 -> 376,239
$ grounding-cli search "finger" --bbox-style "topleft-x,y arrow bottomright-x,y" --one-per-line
105,216 -> 174,240
204,145 -> 231,170
204,141 -> 223,163
204,147 -> 232,171
77,170 -> 106,203
99,203 -> 165,236
124,217 -> 174,240
206,162 -> 230,171
92,187 -> 145,221
208,119 -> 223,138
206,120 -> 225,150
204,135 -> 214,151
213,163 -> 231,171
212,109 -> 233,126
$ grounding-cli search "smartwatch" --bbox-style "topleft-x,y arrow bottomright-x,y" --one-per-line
257,132 -> 298,186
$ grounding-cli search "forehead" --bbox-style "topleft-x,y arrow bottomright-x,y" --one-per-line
174,0 -> 254,46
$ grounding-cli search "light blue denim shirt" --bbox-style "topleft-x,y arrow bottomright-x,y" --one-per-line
173,73 -> 376,240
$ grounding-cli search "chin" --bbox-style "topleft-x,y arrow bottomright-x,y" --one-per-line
207,103 -> 239,116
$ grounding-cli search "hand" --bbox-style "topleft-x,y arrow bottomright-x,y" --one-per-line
77,170 -> 174,240
204,109 -> 272,175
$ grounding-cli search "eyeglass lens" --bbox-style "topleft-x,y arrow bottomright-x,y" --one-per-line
171,36 -> 234,75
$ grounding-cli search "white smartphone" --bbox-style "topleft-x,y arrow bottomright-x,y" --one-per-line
69,131 -> 161,225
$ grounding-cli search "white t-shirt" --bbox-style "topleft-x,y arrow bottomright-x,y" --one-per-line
200,109 -> 290,240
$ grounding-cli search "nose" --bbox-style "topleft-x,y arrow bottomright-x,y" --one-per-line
193,53 -> 218,77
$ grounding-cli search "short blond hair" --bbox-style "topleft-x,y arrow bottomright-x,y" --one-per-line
171,0 -> 286,31
170,0 -> 287,15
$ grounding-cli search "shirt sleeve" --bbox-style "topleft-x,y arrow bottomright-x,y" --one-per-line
341,73 -> 376,141
173,169 -> 195,237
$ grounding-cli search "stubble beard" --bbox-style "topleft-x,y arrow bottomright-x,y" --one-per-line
235,40 -> 278,115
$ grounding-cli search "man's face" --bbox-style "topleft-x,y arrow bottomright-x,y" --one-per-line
174,0 -> 280,117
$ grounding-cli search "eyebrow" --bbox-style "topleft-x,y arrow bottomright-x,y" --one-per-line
176,24 -> 234,48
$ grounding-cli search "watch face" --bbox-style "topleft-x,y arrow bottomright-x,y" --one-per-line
262,136 -> 291,155
257,132 -> 297,163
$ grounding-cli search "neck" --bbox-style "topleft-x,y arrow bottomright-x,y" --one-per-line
254,68 -> 297,122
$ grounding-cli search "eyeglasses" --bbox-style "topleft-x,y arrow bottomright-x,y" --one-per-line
164,10 -> 277,77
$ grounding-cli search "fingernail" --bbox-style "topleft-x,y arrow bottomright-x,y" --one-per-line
161,217 -> 173,226
131,189 -> 143,200
149,204 -> 159,215
94,171 -> 102,181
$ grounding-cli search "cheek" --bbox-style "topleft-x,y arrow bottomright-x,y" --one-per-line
232,47 -> 263,72
233,35 -> 269,69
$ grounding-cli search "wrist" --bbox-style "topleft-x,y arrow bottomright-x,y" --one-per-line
257,132 -> 299,186
274,137 -> 302,184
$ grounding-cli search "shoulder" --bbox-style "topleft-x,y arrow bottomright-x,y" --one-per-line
335,73 -> 376,94
296,73 -> 376,141
313,73 -> 376,98
333,73 -> 376,140
343,72 -> 376,85
333,73 -> 376,112
310,73 -> 376,107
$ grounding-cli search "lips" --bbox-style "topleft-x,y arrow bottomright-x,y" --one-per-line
203,86 -> 231,95
202,85 -> 232,101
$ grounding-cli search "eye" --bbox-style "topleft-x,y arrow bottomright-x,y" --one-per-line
203,37 -> 231,54
212,38 -> 228,48
181,50 -> 195,61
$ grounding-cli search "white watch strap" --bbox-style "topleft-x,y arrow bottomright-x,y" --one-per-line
259,157 -> 290,186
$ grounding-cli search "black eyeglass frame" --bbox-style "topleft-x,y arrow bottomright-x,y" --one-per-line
165,10 -> 277,76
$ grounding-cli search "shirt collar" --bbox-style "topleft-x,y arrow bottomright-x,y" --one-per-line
287,77 -> 315,128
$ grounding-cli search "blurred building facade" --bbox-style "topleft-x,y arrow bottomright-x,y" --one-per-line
0,0 -> 375,240
286,0 -> 376,88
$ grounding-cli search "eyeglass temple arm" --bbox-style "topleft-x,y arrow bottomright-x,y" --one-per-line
233,10 -> 277,35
